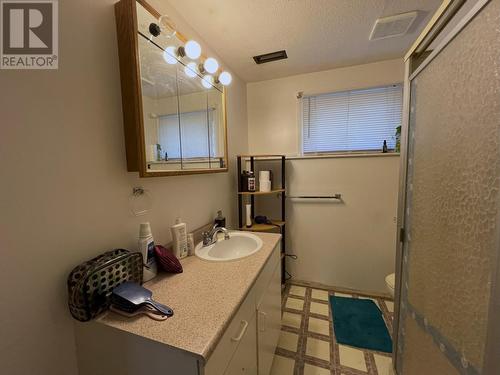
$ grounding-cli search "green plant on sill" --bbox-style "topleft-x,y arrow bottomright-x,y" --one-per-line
395,125 -> 402,153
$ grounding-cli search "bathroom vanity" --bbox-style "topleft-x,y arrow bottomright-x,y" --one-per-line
75,232 -> 282,375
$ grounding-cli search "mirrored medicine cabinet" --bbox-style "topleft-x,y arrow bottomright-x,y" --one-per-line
115,0 -> 228,177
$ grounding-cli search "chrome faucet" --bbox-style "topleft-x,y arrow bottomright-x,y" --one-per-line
202,225 -> 230,246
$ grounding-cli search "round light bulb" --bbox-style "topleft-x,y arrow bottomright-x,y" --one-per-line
184,40 -> 201,59
203,57 -> 219,74
158,15 -> 176,39
184,62 -> 198,78
163,46 -> 177,65
218,71 -> 232,86
201,75 -> 213,89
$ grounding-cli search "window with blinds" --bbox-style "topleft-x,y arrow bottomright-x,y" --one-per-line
301,84 -> 403,154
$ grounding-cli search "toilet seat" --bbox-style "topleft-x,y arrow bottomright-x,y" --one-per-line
385,273 -> 395,296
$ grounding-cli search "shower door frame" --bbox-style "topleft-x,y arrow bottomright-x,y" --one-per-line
393,0 -> 500,373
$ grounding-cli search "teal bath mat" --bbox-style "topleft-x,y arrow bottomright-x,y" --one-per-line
330,296 -> 392,353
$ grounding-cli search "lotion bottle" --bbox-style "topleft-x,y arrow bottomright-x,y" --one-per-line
138,222 -> 157,282
171,218 -> 188,259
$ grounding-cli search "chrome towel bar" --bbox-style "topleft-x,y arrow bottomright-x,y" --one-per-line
286,193 -> 342,200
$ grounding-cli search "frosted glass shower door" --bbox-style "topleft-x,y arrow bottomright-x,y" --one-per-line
397,1 -> 500,374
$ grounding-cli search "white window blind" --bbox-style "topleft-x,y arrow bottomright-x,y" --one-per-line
159,109 -> 216,159
302,84 -> 403,154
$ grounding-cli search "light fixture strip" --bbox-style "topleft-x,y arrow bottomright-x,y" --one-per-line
145,21 -> 231,86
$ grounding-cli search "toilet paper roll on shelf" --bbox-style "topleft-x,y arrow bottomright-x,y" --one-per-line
259,180 -> 271,192
259,170 -> 271,180
259,170 -> 272,192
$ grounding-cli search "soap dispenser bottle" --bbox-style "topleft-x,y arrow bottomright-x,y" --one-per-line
214,210 -> 226,228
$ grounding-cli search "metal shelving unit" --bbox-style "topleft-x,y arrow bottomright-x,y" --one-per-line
237,154 -> 286,284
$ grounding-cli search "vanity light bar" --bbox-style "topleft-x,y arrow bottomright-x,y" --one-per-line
149,21 -> 231,86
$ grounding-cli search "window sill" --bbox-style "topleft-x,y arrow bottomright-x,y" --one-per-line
287,152 -> 400,160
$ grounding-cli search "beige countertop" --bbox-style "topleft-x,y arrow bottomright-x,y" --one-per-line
97,232 -> 281,362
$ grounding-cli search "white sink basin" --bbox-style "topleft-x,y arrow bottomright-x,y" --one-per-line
195,231 -> 263,262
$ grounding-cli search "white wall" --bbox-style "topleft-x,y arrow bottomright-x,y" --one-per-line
246,60 -> 404,293
0,1 -> 247,374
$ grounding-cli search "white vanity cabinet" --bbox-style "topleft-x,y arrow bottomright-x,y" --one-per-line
256,261 -> 282,375
75,242 -> 281,375
205,244 -> 281,375
222,315 -> 258,375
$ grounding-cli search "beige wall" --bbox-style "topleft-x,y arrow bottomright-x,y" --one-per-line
285,156 -> 400,292
253,155 -> 400,293
247,59 -> 404,155
246,60 -> 404,292
0,1 -> 247,375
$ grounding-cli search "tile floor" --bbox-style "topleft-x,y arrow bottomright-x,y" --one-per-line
270,283 -> 395,375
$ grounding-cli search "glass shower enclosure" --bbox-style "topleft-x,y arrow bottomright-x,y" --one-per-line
393,1 -> 500,374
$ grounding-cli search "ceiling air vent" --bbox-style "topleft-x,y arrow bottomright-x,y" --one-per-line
370,11 -> 418,40
253,50 -> 288,64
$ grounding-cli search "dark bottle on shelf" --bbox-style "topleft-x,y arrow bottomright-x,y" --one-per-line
240,171 -> 250,192
382,140 -> 388,153
247,171 -> 256,191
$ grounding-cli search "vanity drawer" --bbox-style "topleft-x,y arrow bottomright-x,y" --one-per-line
253,244 -> 280,308
204,286 -> 256,375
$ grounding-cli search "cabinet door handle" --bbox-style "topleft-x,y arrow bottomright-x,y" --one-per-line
259,311 -> 267,332
231,320 -> 249,342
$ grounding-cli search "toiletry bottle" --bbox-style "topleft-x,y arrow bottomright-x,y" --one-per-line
214,210 -> 226,228
382,140 -> 388,153
246,204 -> 252,228
240,171 -> 249,192
171,218 -> 188,259
138,222 -> 157,282
248,171 -> 256,192
156,144 -> 162,161
187,233 -> 195,256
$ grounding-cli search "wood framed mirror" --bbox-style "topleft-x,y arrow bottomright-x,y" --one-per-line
115,0 -> 228,177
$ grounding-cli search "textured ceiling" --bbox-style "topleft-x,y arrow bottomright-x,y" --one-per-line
166,0 -> 442,82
